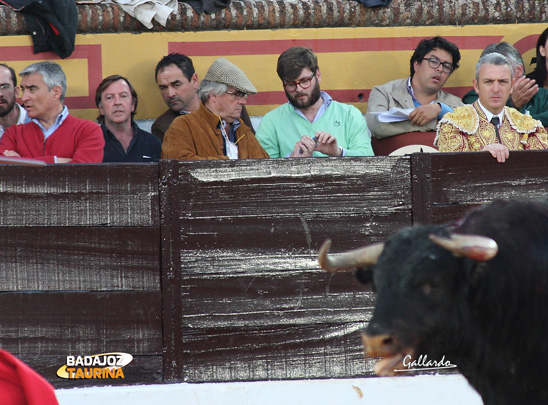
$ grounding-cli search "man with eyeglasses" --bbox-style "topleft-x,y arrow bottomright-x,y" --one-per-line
255,46 -> 373,158
162,58 -> 269,160
436,53 -> 547,163
366,36 -> 463,139
0,63 -> 30,139
152,53 -> 255,141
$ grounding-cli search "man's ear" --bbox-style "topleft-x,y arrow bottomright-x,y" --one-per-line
52,85 -> 62,101
316,69 -> 321,83
191,73 -> 199,88
473,78 -> 479,94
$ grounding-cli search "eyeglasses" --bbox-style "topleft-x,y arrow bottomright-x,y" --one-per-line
0,84 -> 13,93
283,73 -> 315,92
422,57 -> 453,73
225,90 -> 249,100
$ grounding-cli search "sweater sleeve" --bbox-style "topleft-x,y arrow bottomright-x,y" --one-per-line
343,106 -> 374,157
69,121 -> 105,163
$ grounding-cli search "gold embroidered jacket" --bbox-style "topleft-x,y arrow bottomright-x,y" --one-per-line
435,102 -> 548,152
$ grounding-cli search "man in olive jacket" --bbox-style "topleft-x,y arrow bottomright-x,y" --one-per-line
161,58 -> 269,160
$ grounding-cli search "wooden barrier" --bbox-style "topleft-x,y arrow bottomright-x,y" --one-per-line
1,153 -> 547,387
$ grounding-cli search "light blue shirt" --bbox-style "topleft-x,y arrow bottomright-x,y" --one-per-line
407,77 -> 453,119
31,105 -> 69,139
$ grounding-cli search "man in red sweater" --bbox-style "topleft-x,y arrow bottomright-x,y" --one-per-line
0,61 -> 104,163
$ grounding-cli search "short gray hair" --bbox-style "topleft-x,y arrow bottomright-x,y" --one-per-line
20,61 -> 67,102
475,53 -> 514,81
197,80 -> 227,103
480,42 -> 524,74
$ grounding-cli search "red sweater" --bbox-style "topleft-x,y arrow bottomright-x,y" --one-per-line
0,115 -> 104,163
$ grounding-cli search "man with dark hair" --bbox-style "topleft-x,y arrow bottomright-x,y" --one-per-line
0,61 -> 104,163
256,46 -> 373,158
462,41 -> 548,126
436,53 -> 547,162
152,53 -> 254,140
162,58 -> 268,160
95,75 -> 161,162
0,63 -> 29,138
366,36 -> 463,139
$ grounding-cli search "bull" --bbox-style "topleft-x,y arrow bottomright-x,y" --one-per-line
318,198 -> 548,404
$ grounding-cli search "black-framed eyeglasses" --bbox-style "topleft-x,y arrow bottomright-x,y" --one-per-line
283,73 -> 315,92
422,57 -> 453,73
225,90 -> 249,100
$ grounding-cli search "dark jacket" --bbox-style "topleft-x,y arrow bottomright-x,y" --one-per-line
1,0 -> 77,59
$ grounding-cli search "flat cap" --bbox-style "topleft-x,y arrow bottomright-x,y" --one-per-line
204,58 -> 257,94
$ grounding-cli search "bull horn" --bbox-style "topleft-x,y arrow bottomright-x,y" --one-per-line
318,239 -> 385,273
429,233 -> 498,261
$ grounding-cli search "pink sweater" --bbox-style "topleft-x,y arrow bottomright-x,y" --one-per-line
0,115 -> 104,163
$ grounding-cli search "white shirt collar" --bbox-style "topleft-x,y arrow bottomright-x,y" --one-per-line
477,100 -> 504,126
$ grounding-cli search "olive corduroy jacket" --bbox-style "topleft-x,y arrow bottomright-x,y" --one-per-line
161,103 -> 269,161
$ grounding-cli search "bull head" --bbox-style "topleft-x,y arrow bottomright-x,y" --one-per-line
317,233 -> 498,273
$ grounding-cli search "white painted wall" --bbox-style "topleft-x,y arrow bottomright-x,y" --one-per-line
56,375 -> 482,405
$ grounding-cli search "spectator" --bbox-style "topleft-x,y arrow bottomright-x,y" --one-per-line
462,42 -> 548,126
255,46 -> 373,158
526,27 -> 548,89
95,75 -> 161,162
0,63 -> 29,138
366,36 -> 463,139
436,53 -> 548,163
0,61 -> 104,163
161,57 -> 268,160
152,53 -> 254,141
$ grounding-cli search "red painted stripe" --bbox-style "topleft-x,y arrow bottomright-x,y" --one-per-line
514,34 -> 540,57
249,86 -> 472,105
0,45 -> 103,110
170,36 -> 504,57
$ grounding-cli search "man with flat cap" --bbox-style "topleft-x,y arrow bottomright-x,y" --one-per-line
161,58 -> 269,160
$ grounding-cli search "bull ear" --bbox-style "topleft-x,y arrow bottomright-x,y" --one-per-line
428,233 -> 498,261
318,239 -> 385,273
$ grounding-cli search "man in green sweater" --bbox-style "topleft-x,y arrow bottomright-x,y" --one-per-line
256,47 -> 373,158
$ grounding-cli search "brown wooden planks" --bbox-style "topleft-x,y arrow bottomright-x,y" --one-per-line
0,227 -> 160,291
427,151 -> 548,224
0,164 -> 159,227
161,157 -> 412,382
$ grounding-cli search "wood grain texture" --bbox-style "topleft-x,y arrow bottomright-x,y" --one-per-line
0,164 -> 159,227
0,227 -> 160,291
427,151 -> 548,224
161,157 -> 412,382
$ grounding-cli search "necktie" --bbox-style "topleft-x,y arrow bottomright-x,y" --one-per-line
490,116 -> 501,143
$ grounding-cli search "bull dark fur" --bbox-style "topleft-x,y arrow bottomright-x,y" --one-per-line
363,198 -> 548,404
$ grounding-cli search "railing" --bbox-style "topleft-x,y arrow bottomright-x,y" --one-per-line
1,152 -> 547,388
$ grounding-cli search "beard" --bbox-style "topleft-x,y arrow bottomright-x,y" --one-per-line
0,96 -> 16,118
285,81 -> 321,109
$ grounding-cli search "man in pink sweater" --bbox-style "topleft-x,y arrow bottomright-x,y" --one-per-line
0,61 -> 104,163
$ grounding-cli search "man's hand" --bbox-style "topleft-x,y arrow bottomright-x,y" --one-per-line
482,144 -> 510,163
57,157 -> 72,163
2,150 -> 20,157
408,103 -> 441,126
290,135 -> 317,157
313,131 -> 340,157
511,76 -> 538,110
